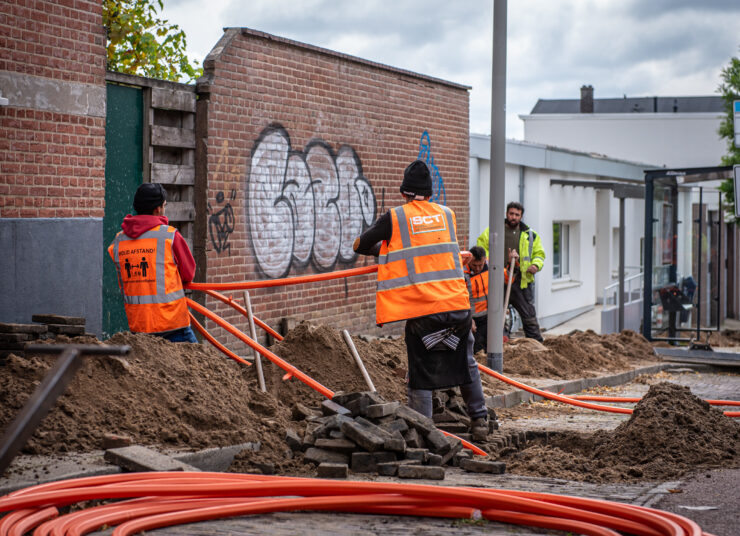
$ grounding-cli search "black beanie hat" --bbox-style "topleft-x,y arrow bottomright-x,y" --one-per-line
133,183 -> 166,214
400,159 -> 432,197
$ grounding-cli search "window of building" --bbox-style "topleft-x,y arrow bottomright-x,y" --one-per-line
553,222 -> 570,279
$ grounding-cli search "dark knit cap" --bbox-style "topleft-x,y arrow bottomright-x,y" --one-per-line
400,159 -> 432,197
133,183 -> 166,214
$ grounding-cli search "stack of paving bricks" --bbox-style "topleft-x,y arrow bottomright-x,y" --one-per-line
286,391 -> 506,480
0,314 -> 86,358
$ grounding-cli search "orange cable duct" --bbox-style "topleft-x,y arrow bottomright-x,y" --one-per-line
187,298 -> 335,399
189,313 -> 251,366
201,289 -> 283,341
185,265 -> 378,292
478,365 -> 740,418
0,472 -> 707,536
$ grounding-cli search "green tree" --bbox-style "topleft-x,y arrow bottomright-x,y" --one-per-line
103,0 -> 203,84
717,49 -> 740,223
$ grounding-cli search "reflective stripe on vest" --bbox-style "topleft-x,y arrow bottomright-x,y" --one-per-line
377,205 -> 464,291
522,229 -> 534,262
470,271 -> 488,317
111,226 -> 185,305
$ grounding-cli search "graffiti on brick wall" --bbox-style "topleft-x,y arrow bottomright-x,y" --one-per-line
208,189 -> 236,254
209,140 -> 241,255
247,124 -> 377,278
417,130 -> 446,205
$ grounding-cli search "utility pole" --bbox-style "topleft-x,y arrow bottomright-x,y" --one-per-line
486,0 -> 507,372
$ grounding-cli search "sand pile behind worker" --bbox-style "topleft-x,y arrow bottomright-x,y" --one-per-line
263,322 -> 407,406
502,382 -> 740,482
0,332 -> 294,458
501,330 -> 654,379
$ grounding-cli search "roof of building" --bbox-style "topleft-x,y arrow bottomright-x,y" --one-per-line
531,96 -> 724,114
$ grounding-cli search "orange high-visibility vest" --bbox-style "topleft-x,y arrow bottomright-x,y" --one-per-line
108,225 -> 189,334
470,270 -> 488,318
376,201 -> 469,325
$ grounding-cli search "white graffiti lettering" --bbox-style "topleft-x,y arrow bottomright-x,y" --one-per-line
247,125 -> 377,278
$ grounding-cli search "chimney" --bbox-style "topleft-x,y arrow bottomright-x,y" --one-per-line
580,85 -> 594,113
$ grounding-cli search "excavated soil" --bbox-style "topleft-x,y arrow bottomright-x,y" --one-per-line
1,323 -> 726,483
501,383 -> 740,482
500,329 -> 655,379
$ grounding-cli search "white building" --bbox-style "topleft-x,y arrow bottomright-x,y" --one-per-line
471,87 -> 736,333
469,135 -> 651,330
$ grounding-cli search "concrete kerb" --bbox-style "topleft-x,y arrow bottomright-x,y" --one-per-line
485,363 -> 677,409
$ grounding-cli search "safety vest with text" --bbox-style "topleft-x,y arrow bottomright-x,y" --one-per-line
108,225 -> 189,334
376,201 -> 470,325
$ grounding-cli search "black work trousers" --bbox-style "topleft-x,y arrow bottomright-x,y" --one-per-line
507,279 -> 543,342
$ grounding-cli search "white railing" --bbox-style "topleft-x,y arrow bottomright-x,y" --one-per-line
603,272 -> 643,308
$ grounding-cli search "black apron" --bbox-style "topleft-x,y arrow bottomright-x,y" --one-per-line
405,310 -> 472,390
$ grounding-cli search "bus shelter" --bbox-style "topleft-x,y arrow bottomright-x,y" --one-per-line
642,166 -> 733,346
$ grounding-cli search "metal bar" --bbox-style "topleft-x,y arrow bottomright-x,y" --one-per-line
717,194 -> 722,331
618,196 -> 626,331
642,175 -> 654,340
696,187 -> 703,340
486,0 -> 507,373
341,330 -> 376,392
243,291 -> 266,392
0,344 -> 130,475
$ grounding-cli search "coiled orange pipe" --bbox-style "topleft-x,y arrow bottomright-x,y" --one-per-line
0,472 -> 708,536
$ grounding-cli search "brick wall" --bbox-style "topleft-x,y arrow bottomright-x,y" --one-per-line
198,28 -> 469,343
0,0 -> 107,218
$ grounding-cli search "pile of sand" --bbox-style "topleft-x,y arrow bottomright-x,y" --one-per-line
502,330 -> 656,379
0,323 -> 661,467
502,383 -> 740,482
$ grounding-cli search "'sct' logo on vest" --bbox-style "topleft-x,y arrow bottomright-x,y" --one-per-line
409,214 -> 447,234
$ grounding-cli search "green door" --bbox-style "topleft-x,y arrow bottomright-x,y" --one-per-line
103,83 -> 143,338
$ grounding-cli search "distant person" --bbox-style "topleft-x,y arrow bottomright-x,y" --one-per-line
353,160 -> 489,440
466,246 -> 489,353
477,201 -> 545,342
108,183 -> 198,343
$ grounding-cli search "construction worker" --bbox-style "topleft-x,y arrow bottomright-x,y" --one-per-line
108,183 -> 197,343
466,246 -> 489,353
477,201 -> 545,341
353,160 -> 489,440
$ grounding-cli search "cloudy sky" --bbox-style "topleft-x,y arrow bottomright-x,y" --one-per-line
160,0 -> 740,139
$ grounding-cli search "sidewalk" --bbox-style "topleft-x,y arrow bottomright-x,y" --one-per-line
543,305 -> 602,335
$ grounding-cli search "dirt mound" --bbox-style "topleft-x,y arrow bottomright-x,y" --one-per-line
265,322 -> 407,406
0,333 -> 294,457
503,330 -> 654,379
503,383 -> 740,482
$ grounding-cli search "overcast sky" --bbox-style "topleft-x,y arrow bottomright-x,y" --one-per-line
160,0 -> 740,139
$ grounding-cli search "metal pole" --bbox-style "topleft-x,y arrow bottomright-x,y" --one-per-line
342,330 -> 376,392
717,194 -> 722,331
696,187 -> 703,340
243,291 -> 266,392
486,0 -> 507,372
642,175 -> 654,340
618,196 -> 626,332
0,345 -> 130,475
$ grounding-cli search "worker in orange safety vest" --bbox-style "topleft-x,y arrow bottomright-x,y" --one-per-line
353,160 -> 492,440
108,183 -> 197,343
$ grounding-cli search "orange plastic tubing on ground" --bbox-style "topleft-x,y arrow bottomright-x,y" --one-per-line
0,472 -> 707,536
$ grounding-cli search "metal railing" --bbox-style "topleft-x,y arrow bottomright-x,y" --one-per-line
603,272 -> 643,308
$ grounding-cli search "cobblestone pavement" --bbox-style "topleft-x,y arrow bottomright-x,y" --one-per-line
87,368 -> 739,535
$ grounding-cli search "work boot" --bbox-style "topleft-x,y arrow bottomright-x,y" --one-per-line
470,417 -> 488,442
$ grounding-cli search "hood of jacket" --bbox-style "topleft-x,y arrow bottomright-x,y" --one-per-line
121,214 -> 169,239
